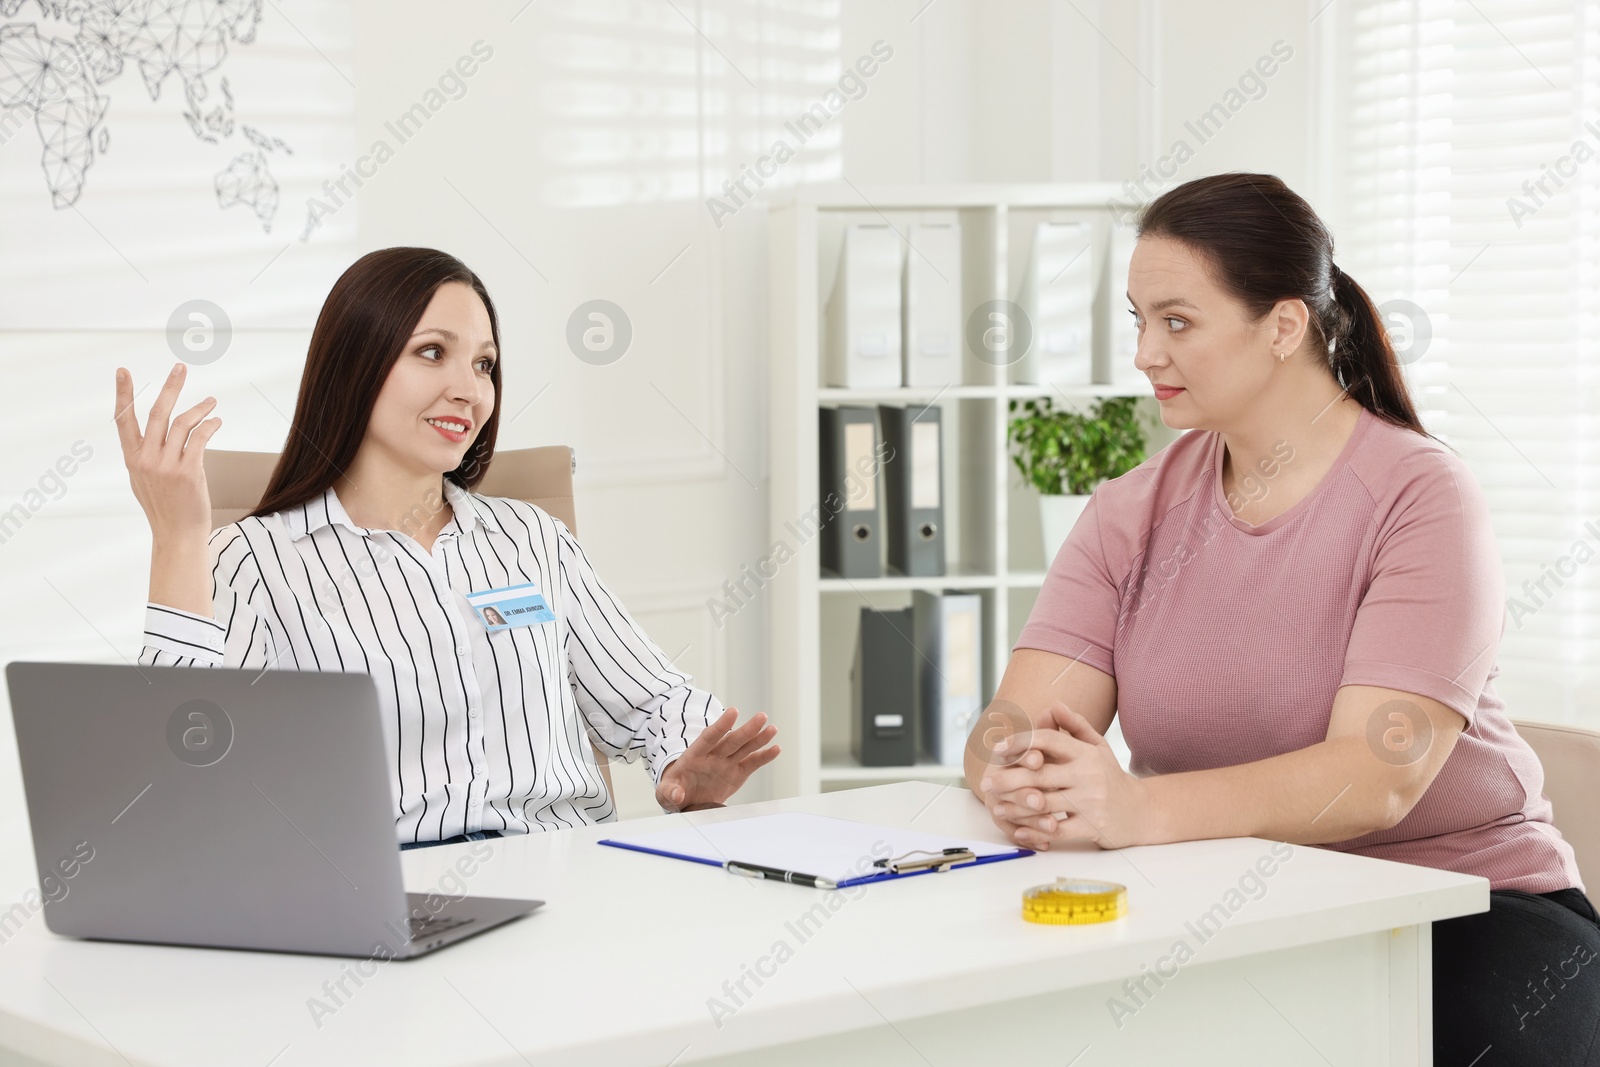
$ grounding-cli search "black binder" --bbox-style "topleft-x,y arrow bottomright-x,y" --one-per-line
819,406 -> 884,578
850,607 -> 916,766
878,404 -> 946,577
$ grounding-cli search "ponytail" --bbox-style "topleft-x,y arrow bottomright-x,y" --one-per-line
1138,173 -> 1430,438
1328,266 -> 1426,434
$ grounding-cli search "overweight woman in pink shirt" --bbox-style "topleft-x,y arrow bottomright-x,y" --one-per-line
968,173 -> 1600,1065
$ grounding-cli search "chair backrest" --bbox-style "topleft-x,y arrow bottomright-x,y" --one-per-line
202,447 -> 617,801
203,447 -> 579,535
1511,718 -> 1600,895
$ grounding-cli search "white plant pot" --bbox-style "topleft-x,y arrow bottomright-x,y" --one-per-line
1039,494 -> 1092,567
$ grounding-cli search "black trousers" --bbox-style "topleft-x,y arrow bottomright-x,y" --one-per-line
1434,886 -> 1600,1065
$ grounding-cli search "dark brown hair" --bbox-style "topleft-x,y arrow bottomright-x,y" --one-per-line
1137,173 -> 1427,435
246,247 -> 502,521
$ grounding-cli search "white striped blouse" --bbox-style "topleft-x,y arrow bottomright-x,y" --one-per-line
138,478 -> 719,845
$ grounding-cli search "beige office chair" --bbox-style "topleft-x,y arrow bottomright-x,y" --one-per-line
1511,719 -> 1600,896
203,447 -> 617,799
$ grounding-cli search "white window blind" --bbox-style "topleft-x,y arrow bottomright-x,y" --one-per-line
537,0 -> 841,207
1338,0 -> 1599,727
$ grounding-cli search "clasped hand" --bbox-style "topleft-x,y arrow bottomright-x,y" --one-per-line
977,704 -> 1154,851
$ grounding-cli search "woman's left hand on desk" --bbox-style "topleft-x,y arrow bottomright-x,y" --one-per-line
978,705 -> 1154,851
655,707 -> 780,812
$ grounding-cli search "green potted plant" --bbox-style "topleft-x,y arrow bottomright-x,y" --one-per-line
1007,395 -> 1149,562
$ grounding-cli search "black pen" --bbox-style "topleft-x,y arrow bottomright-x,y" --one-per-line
724,860 -> 838,890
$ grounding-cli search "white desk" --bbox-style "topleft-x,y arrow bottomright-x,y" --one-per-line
0,781 -> 1486,1067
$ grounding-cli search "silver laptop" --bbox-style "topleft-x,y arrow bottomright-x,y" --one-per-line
5,661 -> 542,958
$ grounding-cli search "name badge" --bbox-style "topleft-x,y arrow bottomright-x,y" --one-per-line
466,581 -> 556,632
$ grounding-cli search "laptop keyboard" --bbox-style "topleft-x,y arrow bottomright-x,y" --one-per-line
408,914 -> 474,938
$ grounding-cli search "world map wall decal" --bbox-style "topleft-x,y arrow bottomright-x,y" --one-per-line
0,0 -> 297,233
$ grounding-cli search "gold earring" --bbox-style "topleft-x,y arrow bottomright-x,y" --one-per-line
1277,351 -> 1287,363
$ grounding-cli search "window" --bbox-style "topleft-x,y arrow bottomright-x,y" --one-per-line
1334,0 -> 1600,726
537,0 -> 841,207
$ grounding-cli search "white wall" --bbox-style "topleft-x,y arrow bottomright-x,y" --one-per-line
0,0 -> 1319,831
839,0 -> 1314,189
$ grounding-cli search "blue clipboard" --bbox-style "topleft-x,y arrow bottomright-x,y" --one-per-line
597,811 -> 1034,888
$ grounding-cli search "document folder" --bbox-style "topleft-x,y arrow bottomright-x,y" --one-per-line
851,606 -> 916,766
819,405 -> 885,579
902,221 -> 962,387
878,403 -> 946,577
824,224 -> 904,388
1016,220 -> 1094,385
914,590 -> 984,766
1097,221 -> 1144,386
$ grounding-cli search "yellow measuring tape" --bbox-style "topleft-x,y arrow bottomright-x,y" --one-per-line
1022,878 -> 1128,925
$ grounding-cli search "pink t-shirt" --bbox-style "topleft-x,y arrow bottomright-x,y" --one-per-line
1016,405 -> 1583,894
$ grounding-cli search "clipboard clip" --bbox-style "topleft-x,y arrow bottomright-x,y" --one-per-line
872,847 -> 977,875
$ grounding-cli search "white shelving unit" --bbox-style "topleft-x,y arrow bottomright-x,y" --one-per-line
765,183 -> 1179,797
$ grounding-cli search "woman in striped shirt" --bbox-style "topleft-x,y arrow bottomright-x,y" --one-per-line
114,247 -> 779,848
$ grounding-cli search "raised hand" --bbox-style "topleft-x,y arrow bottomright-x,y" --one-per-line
114,362 -> 222,546
655,707 -> 780,812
